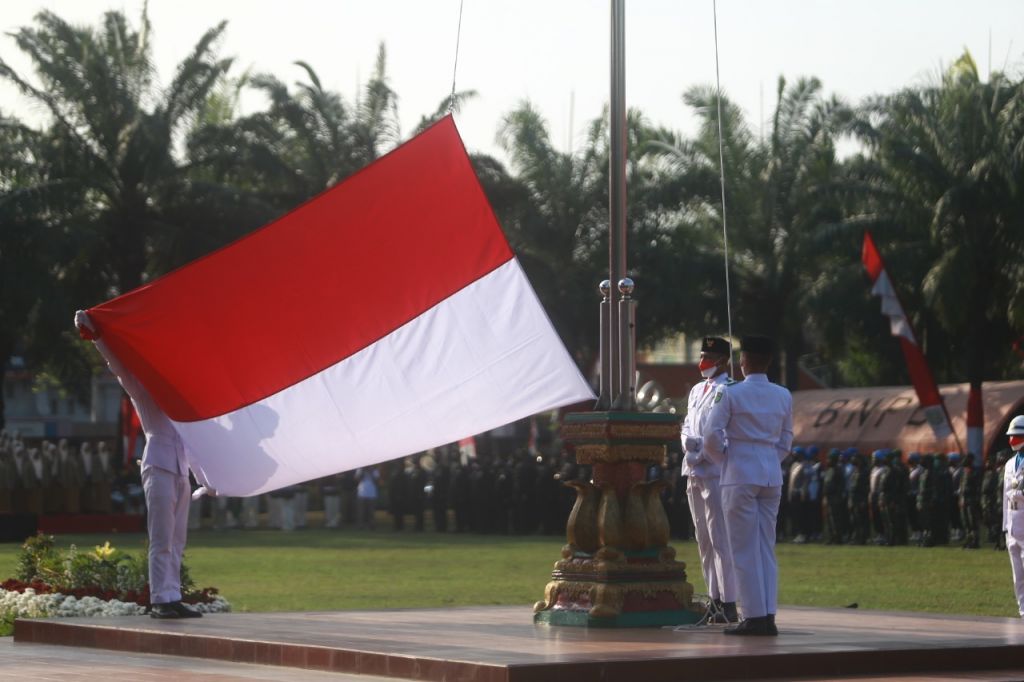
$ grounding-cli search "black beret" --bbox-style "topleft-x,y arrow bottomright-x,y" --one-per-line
740,335 -> 774,354
701,336 -> 731,356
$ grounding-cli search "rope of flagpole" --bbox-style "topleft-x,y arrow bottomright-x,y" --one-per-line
449,0 -> 465,112
712,0 -> 735,377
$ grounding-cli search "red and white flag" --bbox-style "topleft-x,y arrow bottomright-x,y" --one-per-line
862,231 -> 953,440
457,436 -> 477,464
83,116 -> 594,496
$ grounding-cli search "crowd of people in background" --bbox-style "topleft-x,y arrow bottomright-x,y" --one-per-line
0,427 -> 1013,552
0,430 -> 139,516
780,445 -> 1009,551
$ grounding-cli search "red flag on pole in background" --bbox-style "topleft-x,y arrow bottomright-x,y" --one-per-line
967,385 -> 984,461
862,231 -> 954,441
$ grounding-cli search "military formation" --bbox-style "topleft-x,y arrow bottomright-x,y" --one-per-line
0,430 -> 126,516
780,445 -> 1010,550
2,426 -> 1016,557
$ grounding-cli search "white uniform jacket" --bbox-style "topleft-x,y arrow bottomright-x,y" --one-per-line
704,374 -> 793,487
680,373 -> 733,479
1003,456 -> 1024,542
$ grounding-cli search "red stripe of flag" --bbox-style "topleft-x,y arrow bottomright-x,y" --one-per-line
861,230 -> 884,282
87,116 -> 513,422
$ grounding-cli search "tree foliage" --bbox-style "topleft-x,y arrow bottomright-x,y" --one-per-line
1,7 -> 1022,430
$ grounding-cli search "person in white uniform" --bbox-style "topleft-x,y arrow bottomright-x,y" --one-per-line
681,336 -> 738,623
1001,415 -> 1024,618
703,335 -> 793,636
75,311 -> 202,619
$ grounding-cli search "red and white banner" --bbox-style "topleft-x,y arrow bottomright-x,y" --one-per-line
862,231 -> 953,441
84,116 -> 593,496
966,384 -> 983,461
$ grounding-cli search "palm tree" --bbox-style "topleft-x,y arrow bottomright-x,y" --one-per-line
851,52 -> 1024,390
193,43 -> 475,214
494,101 -> 607,366
648,79 -> 850,387
0,8 -> 234,294
0,114 -> 48,428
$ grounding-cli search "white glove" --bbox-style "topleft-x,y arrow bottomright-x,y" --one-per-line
684,436 -> 703,453
684,450 -> 702,469
191,485 -> 218,500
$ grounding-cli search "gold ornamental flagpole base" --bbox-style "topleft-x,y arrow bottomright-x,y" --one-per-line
533,411 -> 701,628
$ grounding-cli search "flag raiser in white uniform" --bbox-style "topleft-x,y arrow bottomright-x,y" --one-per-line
704,373 -> 794,620
681,371 -> 737,605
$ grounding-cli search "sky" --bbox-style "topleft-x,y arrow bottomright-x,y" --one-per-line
2,1 -> 1024,162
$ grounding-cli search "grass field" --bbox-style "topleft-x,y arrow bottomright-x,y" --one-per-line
1,526 -> 1018,617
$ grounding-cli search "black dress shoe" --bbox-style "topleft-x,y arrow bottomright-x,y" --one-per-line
766,613 -> 779,635
150,601 -> 203,619
724,616 -> 775,636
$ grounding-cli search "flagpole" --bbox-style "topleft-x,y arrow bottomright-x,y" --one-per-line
534,2 -> 696,626
608,0 -> 634,410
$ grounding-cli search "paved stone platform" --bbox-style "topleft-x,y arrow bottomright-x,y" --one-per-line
0,638 -> 403,681
13,605 -> 1024,681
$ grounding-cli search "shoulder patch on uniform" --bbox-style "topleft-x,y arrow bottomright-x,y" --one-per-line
714,392 -> 724,404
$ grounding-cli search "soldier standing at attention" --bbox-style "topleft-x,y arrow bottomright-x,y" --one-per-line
821,449 -> 847,545
986,450 -> 1011,550
680,336 -> 738,623
960,454 -> 983,549
1001,416 -> 1024,617
704,336 -> 793,636
869,450 -> 888,544
907,452 -> 924,543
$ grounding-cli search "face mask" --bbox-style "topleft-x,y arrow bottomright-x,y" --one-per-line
1010,435 -> 1024,451
698,358 -> 718,378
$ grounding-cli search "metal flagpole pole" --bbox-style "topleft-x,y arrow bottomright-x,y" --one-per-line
608,0 -> 629,409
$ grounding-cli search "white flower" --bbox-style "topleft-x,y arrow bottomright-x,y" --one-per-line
0,587 -> 228,620
0,588 -> 148,619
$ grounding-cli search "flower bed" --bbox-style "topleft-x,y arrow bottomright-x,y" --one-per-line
1,535 -> 230,635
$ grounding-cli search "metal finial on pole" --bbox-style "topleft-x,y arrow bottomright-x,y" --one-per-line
595,280 -> 612,410
613,277 -> 637,411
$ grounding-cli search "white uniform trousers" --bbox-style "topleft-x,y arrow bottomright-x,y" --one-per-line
722,483 -> 781,619
1007,535 -> 1024,617
142,466 -> 191,604
687,475 -> 736,602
